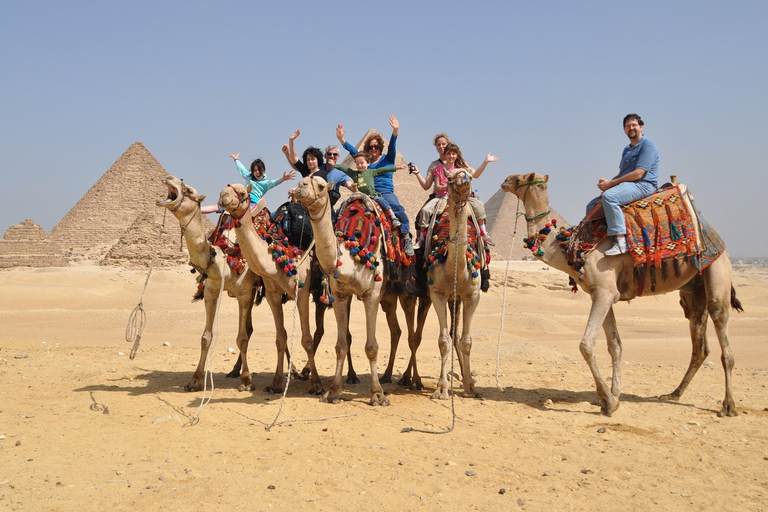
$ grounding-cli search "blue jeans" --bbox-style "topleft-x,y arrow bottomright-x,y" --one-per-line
379,191 -> 409,234
587,181 -> 656,236
374,195 -> 392,212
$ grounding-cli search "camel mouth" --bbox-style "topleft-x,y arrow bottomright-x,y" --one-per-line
156,177 -> 183,208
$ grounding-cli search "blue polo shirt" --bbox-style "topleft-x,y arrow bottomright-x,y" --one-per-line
618,136 -> 659,187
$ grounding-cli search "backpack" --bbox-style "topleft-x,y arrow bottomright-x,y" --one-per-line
276,201 -> 314,249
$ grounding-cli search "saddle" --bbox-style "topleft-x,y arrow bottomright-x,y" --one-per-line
335,194 -> 415,292
209,206 -> 272,275
565,183 -> 726,294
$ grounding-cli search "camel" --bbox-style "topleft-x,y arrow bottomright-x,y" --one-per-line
218,183 -> 324,395
294,176 -> 428,404
427,169 -> 485,400
156,175 -> 258,392
501,173 -> 741,417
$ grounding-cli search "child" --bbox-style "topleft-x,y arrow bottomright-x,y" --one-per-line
336,115 -> 413,255
335,152 -> 406,233
412,143 -> 497,248
201,152 -> 296,214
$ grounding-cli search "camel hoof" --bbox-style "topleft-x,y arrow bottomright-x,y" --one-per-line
380,374 -> 393,384
264,385 -> 284,394
410,381 -> 424,391
600,397 -> 620,416
184,381 -> 202,392
718,401 -> 738,417
321,392 -> 342,404
225,370 -> 240,379
463,390 -> 482,399
658,393 -> 681,402
346,375 -> 361,385
308,385 -> 325,396
397,376 -> 412,387
431,390 -> 449,400
370,394 -> 390,406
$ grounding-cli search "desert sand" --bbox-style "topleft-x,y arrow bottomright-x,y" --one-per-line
1,260 -> 767,511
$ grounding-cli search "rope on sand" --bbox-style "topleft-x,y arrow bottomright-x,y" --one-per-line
126,209 -> 167,360
493,195 -> 523,391
402,233 -> 461,435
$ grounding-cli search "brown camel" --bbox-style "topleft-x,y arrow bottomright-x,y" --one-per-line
427,169 -> 484,400
501,173 -> 741,417
218,183 -> 323,395
294,176 -> 427,404
156,176 -> 257,392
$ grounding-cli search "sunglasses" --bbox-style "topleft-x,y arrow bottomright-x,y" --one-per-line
326,152 -> 339,157
367,145 -> 381,150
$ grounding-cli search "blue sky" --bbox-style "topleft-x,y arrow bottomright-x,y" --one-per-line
2,1 -> 766,257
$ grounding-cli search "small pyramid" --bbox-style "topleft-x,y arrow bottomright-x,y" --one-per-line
49,142 -> 171,263
338,129 -> 429,229
0,219 -> 64,268
485,187 -> 570,260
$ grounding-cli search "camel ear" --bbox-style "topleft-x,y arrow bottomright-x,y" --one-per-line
543,174 -> 549,183
247,183 -> 253,194
326,180 -> 335,192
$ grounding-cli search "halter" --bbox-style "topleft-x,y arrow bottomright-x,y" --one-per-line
304,179 -> 331,222
513,177 -> 551,223
226,184 -> 251,227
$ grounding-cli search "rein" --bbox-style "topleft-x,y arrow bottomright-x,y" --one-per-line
514,178 -> 551,222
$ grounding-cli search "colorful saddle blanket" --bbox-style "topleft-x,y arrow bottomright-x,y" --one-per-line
566,184 -> 725,294
428,206 -> 491,267
209,207 -> 272,275
335,196 -> 413,270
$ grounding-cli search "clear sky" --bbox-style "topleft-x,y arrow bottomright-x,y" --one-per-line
1,1 -> 766,257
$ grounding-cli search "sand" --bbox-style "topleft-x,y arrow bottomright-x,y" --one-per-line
1,261 -> 767,511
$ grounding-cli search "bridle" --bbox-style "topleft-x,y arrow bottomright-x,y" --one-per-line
513,177 -> 551,223
303,179 -> 331,222
226,184 -> 251,227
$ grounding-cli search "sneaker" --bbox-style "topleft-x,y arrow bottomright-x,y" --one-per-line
604,238 -> 628,256
391,217 -> 401,229
403,236 -> 414,257
482,233 -> 495,246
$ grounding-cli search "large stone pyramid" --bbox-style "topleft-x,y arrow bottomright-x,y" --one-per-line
485,187 -> 570,261
49,142 -> 170,262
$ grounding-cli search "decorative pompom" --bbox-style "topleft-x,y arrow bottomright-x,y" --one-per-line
298,281 -> 305,288
375,274 -> 382,282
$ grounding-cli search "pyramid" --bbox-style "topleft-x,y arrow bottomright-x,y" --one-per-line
338,129 -> 430,229
485,187 -> 571,261
101,208 -> 216,269
0,219 -> 64,268
49,142 -> 176,264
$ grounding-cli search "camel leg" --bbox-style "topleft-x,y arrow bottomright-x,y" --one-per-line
430,293 -> 452,400
322,295 -> 351,404
185,280 -> 219,392
264,291 -> 288,393
579,290 -> 620,416
380,293 -> 402,384
704,256 -> 737,417
234,286 -> 256,391
458,293 -> 481,398
342,301 -> 358,384
660,276 -> 710,404
399,294 -> 430,390
362,292 -> 389,406
297,287 -> 324,395
601,306 -> 622,400
297,302 -> 326,380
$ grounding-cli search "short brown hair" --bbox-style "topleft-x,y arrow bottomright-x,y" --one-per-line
354,152 -> 371,163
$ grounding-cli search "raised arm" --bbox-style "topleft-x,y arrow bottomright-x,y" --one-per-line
470,153 -> 498,179
287,130 -> 301,164
337,123 -> 358,156
383,115 -> 399,165
411,164 -> 433,191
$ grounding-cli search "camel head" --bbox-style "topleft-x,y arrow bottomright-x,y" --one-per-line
446,168 -> 473,206
156,175 -> 206,213
218,183 -> 251,217
501,173 -> 550,205
294,175 -> 333,213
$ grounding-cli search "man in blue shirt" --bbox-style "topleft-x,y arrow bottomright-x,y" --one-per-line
587,113 -> 659,256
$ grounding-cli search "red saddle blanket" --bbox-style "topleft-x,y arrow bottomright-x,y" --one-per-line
208,207 -> 272,275
428,207 -> 491,267
336,197 -> 413,268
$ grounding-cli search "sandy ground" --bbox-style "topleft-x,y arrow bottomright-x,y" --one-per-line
1,260 -> 767,511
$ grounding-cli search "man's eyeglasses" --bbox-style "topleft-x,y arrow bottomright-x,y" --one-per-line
326,152 -> 339,157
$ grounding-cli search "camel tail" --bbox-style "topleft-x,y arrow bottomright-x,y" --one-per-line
730,285 -> 743,313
